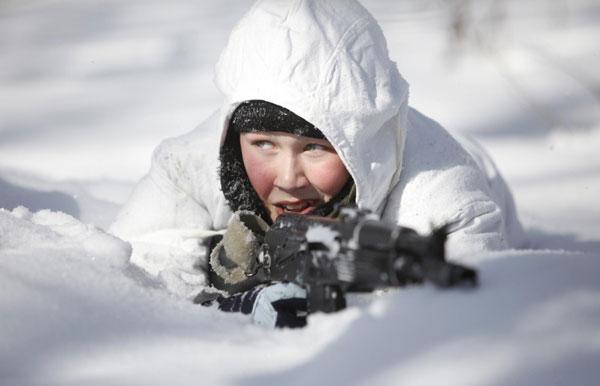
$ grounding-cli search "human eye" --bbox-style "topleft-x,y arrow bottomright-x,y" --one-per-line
255,140 -> 274,149
304,143 -> 328,152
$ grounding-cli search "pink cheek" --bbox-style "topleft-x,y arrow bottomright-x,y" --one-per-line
242,154 -> 275,199
308,160 -> 350,196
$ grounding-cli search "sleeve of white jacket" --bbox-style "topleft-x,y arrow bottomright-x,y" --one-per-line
386,163 -> 512,262
110,129 -> 229,297
382,109 -> 525,263
419,165 -> 513,260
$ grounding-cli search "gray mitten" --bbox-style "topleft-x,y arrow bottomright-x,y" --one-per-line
209,210 -> 269,285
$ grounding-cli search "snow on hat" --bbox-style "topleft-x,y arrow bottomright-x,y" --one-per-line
229,100 -> 325,139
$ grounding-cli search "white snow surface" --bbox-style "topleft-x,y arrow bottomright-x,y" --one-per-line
1,0 -> 600,385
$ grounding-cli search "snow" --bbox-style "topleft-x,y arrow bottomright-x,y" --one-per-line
1,0 -> 599,385
306,225 -> 341,257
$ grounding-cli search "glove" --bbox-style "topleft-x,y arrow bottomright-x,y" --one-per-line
209,211 -> 268,289
218,282 -> 308,328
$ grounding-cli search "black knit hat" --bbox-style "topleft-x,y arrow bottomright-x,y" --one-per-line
229,100 -> 325,138
219,100 -> 353,224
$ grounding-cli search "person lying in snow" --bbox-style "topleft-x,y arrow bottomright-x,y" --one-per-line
110,0 -> 524,328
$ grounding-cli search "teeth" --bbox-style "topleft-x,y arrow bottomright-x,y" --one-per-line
285,203 -> 306,210
282,202 -> 311,212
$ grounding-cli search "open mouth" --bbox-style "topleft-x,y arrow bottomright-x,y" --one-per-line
275,200 -> 320,215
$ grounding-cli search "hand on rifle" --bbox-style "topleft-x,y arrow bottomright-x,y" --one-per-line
202,282 -> 308,328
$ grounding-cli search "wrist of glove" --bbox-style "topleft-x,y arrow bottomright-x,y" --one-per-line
217,282 -> 308,328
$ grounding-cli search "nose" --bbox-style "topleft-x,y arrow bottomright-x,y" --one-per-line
273,152 -> 309,191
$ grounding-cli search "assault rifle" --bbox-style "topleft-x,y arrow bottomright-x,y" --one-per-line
208,207 -> 478,313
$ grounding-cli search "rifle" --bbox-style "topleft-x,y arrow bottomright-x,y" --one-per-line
207,207 -> 478,313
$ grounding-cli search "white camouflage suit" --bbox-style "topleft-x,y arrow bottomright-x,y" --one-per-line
110,0 -> 524,297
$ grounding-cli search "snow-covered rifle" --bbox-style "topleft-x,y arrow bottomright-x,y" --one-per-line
208,207 -> 478,313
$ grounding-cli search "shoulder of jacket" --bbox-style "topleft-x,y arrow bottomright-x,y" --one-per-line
383,108 -> 494,225
148,112 -> 222,194
152,111 -> 222,169
402,108 -> 480,183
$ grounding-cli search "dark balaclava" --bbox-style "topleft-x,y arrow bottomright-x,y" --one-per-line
219,100 -> 355,224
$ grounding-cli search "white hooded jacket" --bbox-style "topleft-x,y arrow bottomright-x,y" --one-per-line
110,0 -> 524,296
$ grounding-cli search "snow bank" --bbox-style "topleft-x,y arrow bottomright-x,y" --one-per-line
0,206 -> 357,385
1,210 -> 599,386
1,207 -> 130,260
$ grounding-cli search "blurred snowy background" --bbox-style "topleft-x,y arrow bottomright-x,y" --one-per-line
1,1 -> 599,385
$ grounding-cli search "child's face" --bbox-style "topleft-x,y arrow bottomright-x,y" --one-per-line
240,131 -> 350,222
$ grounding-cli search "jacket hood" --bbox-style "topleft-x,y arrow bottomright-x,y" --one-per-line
215,0 -> 409,213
